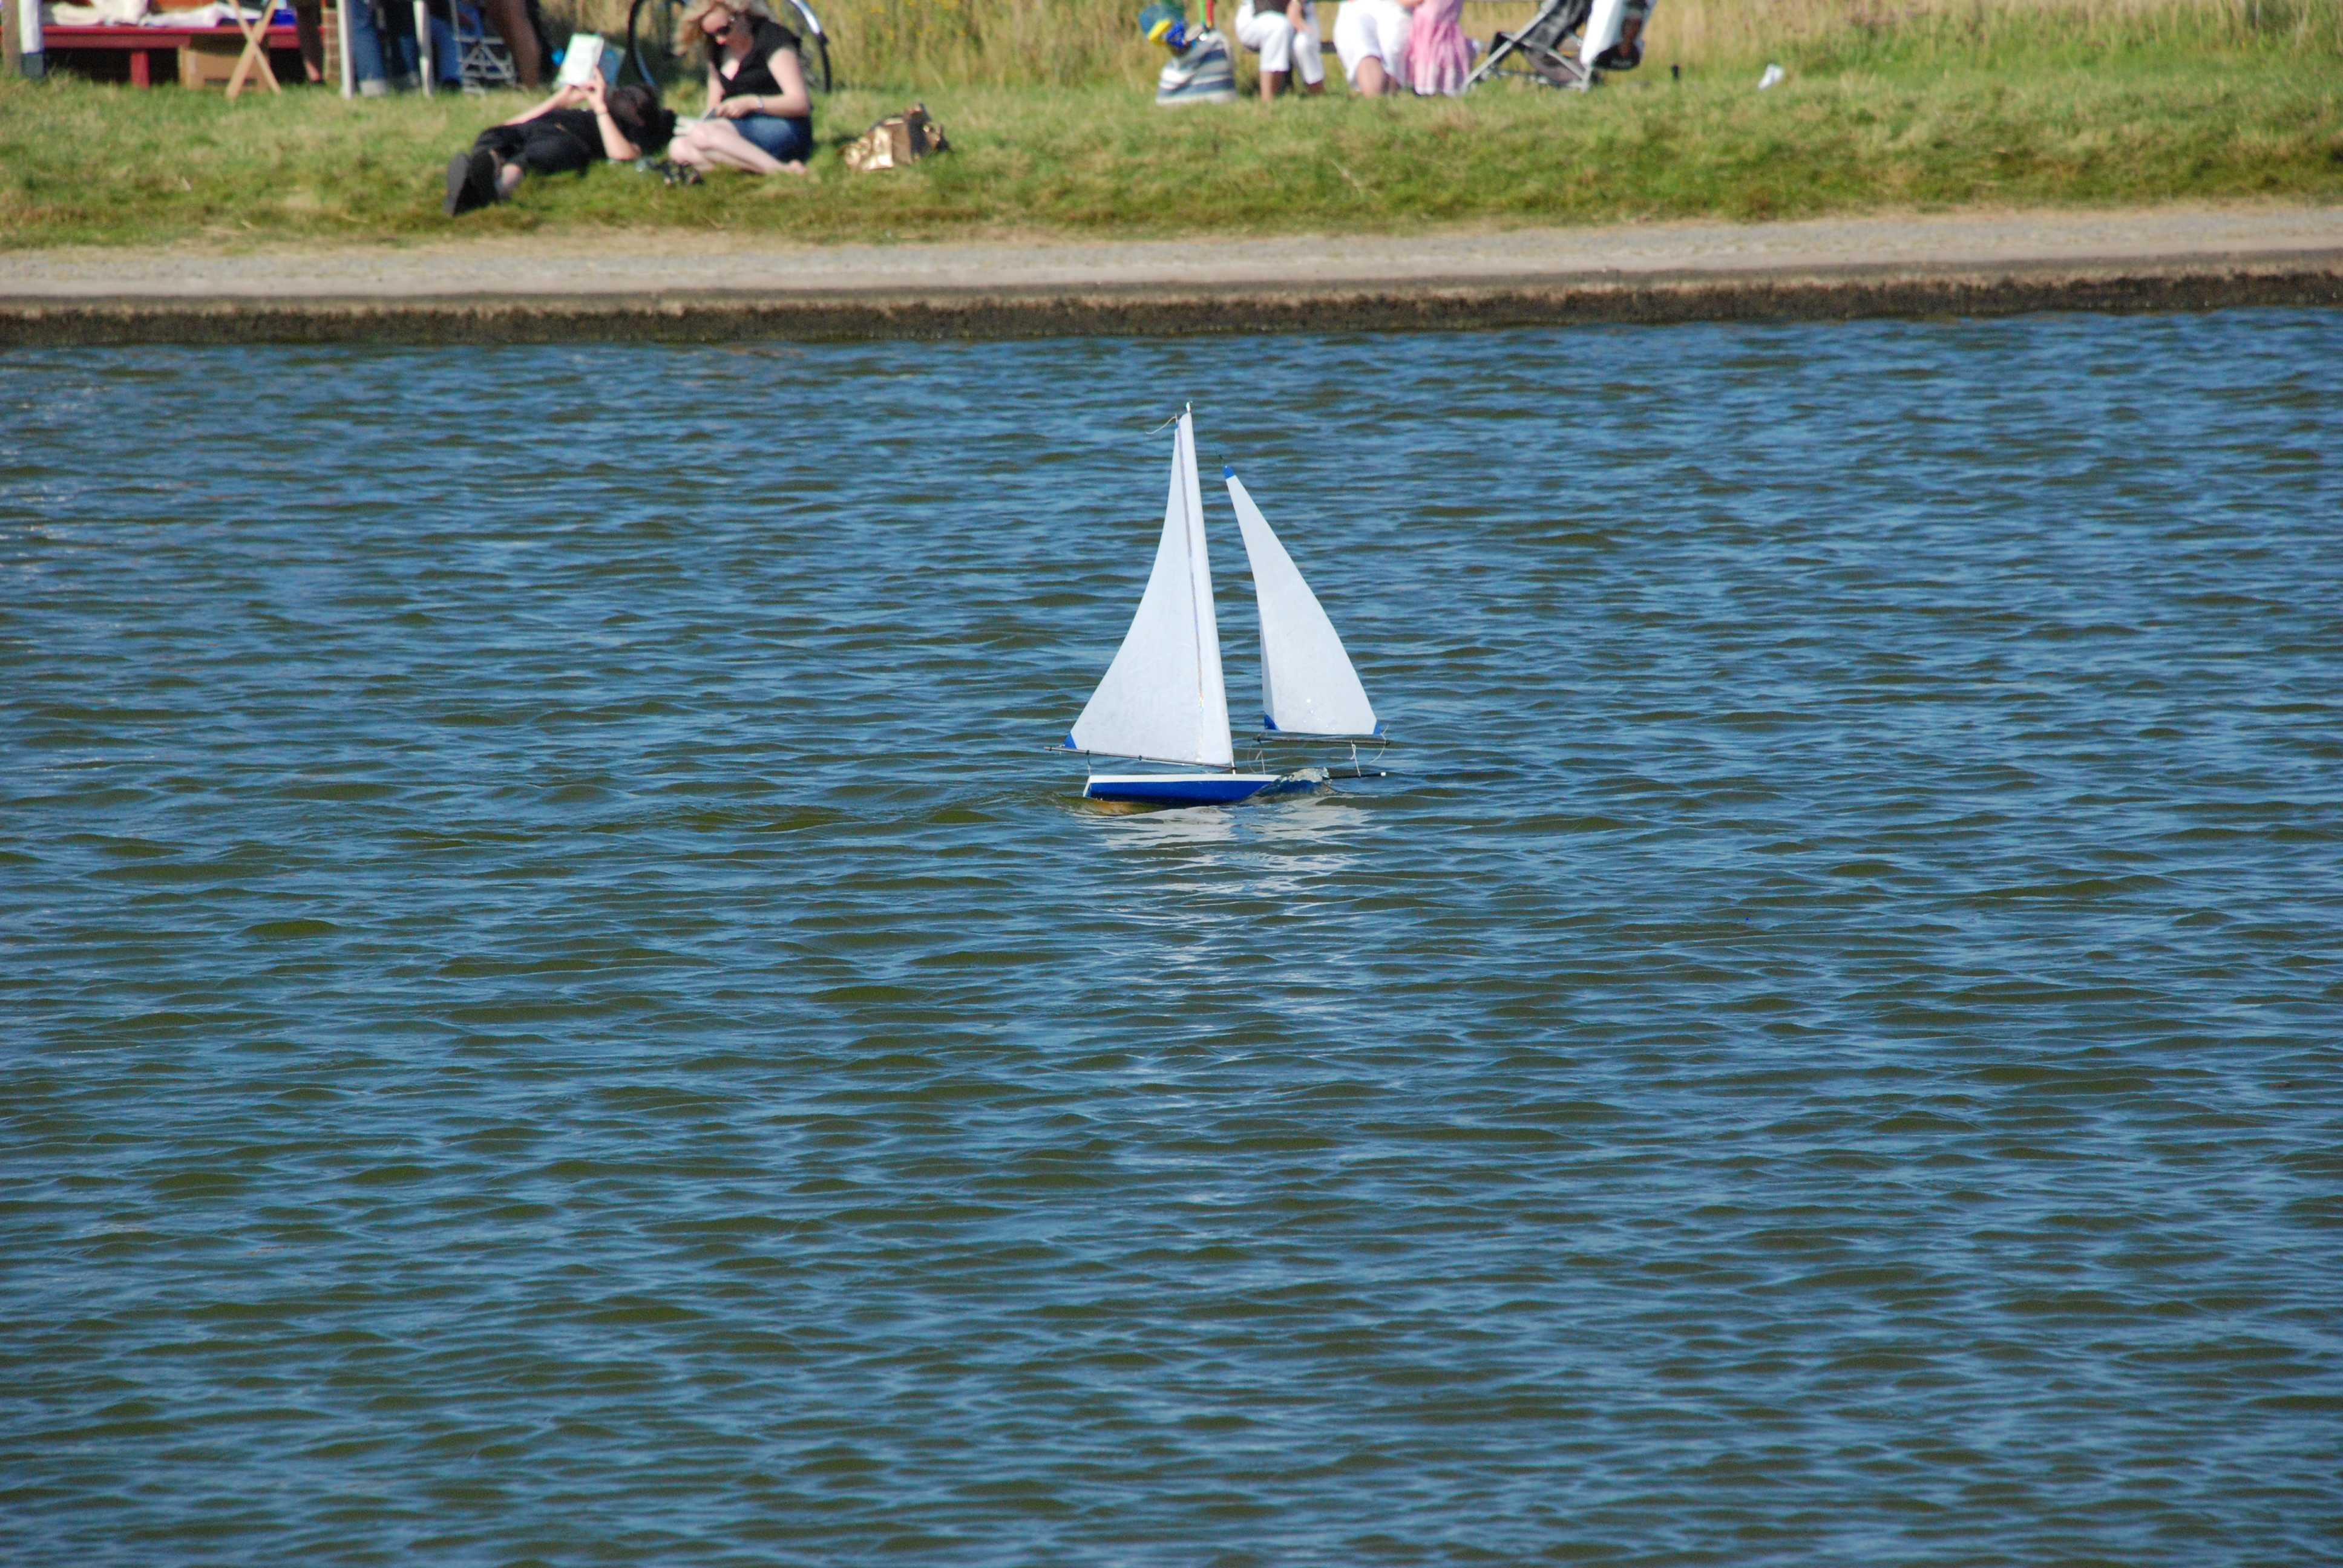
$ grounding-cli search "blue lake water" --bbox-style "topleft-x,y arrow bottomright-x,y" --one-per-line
4,311 -> 2341,1564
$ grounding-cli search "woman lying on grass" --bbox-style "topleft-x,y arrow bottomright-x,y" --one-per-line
664,0 -> 816,179
444,72 -> 673,216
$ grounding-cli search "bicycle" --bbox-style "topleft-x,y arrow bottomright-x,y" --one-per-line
624,0 -> 831,94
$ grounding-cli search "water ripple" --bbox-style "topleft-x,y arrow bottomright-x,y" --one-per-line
3,312 -> 2341,1564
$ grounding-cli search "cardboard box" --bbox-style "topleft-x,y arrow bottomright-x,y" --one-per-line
180,34 -> 249,89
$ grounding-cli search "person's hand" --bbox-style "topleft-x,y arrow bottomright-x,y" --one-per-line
581,75 -> 608,111
716,95 -> 758,118
552,82 -> 586,107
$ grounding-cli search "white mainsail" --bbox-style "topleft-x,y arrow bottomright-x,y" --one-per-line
1225,471 -> 1378,738
1069,412 -> 1235,768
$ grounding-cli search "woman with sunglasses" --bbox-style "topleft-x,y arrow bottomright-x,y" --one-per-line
665,0 -> 816,178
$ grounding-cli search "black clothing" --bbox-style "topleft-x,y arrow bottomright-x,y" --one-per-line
446,149 -> 498,215
716,18 -> 803,100
472,108 -> 605,177
533,105 -> 606,152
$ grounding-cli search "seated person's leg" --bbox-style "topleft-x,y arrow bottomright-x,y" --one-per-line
1293,3 -> 1326,94
346,0 -> 390,94
477,0 -> 541,87
667,124 -> 722,170
293,0 -> 324,82
1333,2 -> 1373,93
381,0 -> 421,88
424,2 -> 466,87
675,119 -> 793,175
427,15 -> 460,85
1375,0 -> 1412,77
1236,1 -> 1296,99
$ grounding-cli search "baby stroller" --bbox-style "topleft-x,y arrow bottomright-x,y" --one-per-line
1465,0 -> 1653,93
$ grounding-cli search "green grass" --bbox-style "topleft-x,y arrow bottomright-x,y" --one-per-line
3,31 -> 2339,249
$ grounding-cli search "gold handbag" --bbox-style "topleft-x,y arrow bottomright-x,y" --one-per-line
844,104 -> 951,172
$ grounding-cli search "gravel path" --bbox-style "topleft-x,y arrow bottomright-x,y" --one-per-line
6,204 -> 2339,298
4,204 -> 2337,342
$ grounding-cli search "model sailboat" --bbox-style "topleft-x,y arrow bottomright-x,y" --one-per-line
1064,408 -> 1384,807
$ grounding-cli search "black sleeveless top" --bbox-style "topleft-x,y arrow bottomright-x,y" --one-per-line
717,19 -> 804,101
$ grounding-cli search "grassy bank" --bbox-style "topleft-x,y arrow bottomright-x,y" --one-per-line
2,1 -> 2339,248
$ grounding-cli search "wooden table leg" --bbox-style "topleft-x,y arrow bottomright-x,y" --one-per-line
131,48 -> 151,87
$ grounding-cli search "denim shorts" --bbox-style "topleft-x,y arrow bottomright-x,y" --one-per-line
733,113 -> 814,164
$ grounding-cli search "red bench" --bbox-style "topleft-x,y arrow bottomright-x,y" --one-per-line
41,22 -> 301,88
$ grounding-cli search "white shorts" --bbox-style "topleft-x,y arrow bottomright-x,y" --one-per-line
1333,0 -> 1411,85
1236,0 -> 1325,84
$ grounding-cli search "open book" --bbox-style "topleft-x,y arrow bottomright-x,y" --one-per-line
558,33 -> 619,88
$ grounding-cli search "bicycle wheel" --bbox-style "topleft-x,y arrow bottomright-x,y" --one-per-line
624,0 -> 688,90
781,0 -> 831,93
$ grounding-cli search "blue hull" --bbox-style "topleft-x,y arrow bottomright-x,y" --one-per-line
1084,773 -> 1277,806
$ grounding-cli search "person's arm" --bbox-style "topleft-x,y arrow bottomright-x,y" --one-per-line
581,76 -> 642,161
715,47 -> 810,119
706,60 -> 725,116
503,82 -> 588,126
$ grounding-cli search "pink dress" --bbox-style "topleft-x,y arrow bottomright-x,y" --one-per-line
1404,0 -> 1472,96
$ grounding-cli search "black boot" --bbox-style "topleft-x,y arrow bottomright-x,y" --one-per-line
444,149 -> 499,217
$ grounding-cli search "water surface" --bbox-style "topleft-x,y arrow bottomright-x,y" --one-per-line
4,312 -> 2341,1564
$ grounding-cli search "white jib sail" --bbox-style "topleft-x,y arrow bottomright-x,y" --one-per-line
1069,412 -> 1235,768
1225,471 -> 1378,737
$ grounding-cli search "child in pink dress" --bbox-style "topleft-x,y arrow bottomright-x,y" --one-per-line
1404,0 -> 1472,96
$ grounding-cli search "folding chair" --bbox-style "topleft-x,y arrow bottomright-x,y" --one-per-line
225,0 -> 284,98
405,0 -> 515,94
445,0 -> 517,91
